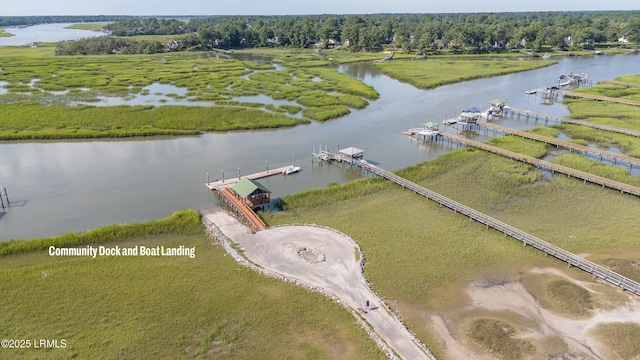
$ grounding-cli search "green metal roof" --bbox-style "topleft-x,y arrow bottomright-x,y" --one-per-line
231,178 -> 271,198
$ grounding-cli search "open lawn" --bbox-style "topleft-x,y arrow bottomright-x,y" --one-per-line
0,210 -> 385,359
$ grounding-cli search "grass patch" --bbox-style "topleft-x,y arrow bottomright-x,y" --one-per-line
522,273 -> 593,318
590,322 -> 640,360
599,258 -> 640,283
465,318 -> 535,359
0,210 -> 385,359
65,23 -> 110,31
0,27 -> 12,38
553,153 -> 640,187
374,58 -> 555,90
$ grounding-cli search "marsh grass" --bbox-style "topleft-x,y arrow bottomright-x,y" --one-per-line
64,23 -> 109,31
373,59 -> 555,90
0,47 -> 379,138
465,318 -> 535,359
0,103 -> 308,139
0,28 -> 12,37
590,322 -> 640,359
0,210 -> 385,359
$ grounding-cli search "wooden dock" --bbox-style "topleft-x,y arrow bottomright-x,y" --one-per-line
477,121 -> 640,170
564,91 -> 640,106
217,187 -> 266,231
206,164 -> 296,190
358,159 -> 640,296
437,132 -> 640,196
584,78 -> 640,88
505,107 -> 640,138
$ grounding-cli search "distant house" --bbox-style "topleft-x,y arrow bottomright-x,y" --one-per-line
231,178 -> 271,208
564,36 -> 573,47
619,36 -> 629,43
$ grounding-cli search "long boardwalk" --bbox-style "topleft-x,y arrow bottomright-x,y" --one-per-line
437,132 -> 640,196
506,107 -> 640,138
358,160 -> 640,296
584,78 -> 640,88
564,91 -> 640,106
478,121 -> 640,169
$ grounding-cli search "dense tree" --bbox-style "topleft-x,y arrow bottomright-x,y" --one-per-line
35,11 -> 639,56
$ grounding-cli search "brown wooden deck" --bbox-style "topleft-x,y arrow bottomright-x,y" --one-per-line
217,187 -> 267,231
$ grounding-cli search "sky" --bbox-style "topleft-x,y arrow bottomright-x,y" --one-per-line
2,0 -> 638,16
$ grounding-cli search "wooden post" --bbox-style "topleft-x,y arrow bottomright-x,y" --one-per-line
266,161 -> 269,173
222,170 -> 225,183
238,168 -> 241,180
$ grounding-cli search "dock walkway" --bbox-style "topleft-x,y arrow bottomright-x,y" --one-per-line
206,164 -> 294,190
437,132 -> 640,196
358,159 -> 640,296
478,121 -> 640,169
217,187 -> 267,231
564,91 -> 640,106
584,78 -> 640,88
506,107 -> 640,138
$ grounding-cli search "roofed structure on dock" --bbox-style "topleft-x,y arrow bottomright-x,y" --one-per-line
231,178 -> 271,208
339,147 -> 365,159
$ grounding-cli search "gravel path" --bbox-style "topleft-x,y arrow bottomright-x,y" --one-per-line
203,209 -> 434,360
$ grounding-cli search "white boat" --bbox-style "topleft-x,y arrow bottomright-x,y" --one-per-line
282,166 -> 301,175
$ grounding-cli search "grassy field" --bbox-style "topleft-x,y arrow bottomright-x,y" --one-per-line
262,145 -> 640,358
0,210 -> 385,359
373,58 -> 555,90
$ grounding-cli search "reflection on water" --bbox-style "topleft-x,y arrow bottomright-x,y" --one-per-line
1,54 -> 639,240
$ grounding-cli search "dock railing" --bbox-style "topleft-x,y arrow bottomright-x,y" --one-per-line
358,160 -> 640,296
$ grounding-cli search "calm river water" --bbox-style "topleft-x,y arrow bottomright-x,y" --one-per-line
0,23 -> 105,46
1,53 -> 638,240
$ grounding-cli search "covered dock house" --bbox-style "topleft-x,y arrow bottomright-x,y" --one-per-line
230,178 -> 272,209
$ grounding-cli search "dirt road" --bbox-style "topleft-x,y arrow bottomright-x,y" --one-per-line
204,210 -> 434,360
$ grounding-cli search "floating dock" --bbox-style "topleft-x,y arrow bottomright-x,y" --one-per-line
206,164 -> 296,190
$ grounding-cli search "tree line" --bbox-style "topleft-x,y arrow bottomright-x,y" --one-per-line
56,12 -> 640,55
0,16 -> 130,27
